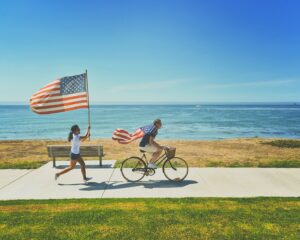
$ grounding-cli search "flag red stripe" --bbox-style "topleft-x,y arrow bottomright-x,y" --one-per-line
39,81 -> 60,91
30,93 -> 61,101
113,130 -> 130,136
31,102 -> 88,112
113,130 -> 131,137
30,93 -> 87,104
112,132 -> 132,140
31,100 -> 88,110
30,97 -> 87,107
114,129 -> 131,134
33,86 -> 60,96
31,105 -> 88,114
38,80 -> 60,90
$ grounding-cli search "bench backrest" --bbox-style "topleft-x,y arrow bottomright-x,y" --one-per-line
47,145 -> 103,157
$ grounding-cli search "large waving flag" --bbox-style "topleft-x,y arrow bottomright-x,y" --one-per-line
30,73 -> 88,114
112,125 -> 155,144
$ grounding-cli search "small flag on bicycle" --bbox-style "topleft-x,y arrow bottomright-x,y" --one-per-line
112,128 -> 144,144
112,125 -> 157,144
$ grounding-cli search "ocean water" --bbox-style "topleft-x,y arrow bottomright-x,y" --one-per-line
0,104 -> 299,140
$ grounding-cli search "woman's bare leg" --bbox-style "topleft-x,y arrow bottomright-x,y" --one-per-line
57,160 -> 77,177
77,157 -> 87,179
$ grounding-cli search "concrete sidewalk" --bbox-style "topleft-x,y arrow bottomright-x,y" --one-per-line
0,161 -> 299,200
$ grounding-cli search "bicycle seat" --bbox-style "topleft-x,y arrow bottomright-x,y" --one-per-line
140,150 -> 146,153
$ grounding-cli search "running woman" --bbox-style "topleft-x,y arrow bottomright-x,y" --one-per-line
55,124 -> 91,182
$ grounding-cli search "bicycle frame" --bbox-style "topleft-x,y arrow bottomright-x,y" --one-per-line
140,149 -> 170,168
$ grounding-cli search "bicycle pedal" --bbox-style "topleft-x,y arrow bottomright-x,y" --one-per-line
148,169 -> 155,176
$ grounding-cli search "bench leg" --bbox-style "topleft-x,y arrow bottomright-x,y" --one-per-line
53,157 -> 56,168
99,156 -> 102,167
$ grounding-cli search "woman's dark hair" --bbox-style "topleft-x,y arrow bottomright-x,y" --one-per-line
68,124 -> 79,142
153,119 -> 162,125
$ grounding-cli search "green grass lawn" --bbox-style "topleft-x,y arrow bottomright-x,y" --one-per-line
0,160 -> 47,169
0,198 -> 299,240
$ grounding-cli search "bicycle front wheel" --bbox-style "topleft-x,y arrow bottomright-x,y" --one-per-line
163,157 -> 189,182
121,157 -> 147,182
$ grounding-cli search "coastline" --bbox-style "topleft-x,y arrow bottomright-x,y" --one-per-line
1,138 -> 299,169
1,104 -> 300,140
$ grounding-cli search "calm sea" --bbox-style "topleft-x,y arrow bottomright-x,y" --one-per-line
0,104 -> 299,140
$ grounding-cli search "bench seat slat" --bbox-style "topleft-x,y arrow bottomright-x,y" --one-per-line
47,145 -> 104,167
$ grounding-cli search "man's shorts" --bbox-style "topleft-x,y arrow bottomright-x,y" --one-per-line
139,144 -> 158,153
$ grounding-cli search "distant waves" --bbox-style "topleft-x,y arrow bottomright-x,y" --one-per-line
0,104 -> 300,140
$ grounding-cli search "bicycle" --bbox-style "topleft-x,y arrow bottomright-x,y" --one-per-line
120,147 -> 189,182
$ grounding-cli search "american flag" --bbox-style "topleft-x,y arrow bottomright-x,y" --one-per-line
30,73 -> 89,114
112,125 -> 155,144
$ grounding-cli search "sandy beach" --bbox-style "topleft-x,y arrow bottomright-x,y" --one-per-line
1,138 -> 299,168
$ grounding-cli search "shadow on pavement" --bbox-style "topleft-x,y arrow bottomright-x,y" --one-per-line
78,179 -> 198,191
55,164 -> 113,169
58,182 -> 107,190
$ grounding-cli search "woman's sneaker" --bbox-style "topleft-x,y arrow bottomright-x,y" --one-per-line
83,177 -> 92,183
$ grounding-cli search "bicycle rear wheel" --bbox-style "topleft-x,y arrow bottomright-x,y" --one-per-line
163,157 -> 189,182
121,157 -> 147,182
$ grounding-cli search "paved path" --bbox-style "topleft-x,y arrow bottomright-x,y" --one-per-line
0,161 -> 299,200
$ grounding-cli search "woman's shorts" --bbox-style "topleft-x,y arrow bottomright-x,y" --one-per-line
139,144 -> 158,153
70,153 -> 81,160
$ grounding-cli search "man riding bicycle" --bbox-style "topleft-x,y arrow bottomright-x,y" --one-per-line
139,119 -> 164,169
117,119 -> 188,182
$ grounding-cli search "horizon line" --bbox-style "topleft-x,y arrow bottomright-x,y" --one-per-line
1,101 -> 300,106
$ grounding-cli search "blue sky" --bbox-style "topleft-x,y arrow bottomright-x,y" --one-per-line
0,0 -> 299,103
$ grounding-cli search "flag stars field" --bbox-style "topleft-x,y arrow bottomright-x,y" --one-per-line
61,74 -> 87,95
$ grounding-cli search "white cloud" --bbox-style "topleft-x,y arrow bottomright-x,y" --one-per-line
202,79 -> 296,89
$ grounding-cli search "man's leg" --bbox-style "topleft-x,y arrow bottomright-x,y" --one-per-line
149,148 -> 163,163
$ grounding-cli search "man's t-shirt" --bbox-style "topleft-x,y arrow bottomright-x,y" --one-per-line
139,124 -> 158,147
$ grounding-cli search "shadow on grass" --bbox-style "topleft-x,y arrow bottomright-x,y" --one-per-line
262,139 -> 300,148
58,180 -> 198,191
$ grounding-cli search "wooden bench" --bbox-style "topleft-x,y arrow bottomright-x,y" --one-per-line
47,145 -> 104,167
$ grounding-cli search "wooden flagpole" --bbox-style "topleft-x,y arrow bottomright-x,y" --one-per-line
85,69 -> 91,141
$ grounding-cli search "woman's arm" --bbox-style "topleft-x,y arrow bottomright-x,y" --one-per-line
80,126 -> 91,142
